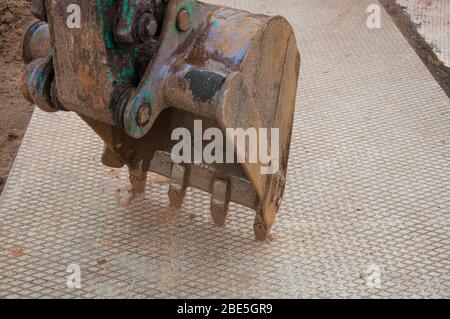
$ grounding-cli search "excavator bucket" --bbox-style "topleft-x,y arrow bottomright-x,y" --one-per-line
21,0 -> 300,240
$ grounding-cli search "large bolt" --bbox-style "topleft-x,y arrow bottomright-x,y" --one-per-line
137,104 -> 151,126
136,13 -> 158,43
176,9 -> 191,32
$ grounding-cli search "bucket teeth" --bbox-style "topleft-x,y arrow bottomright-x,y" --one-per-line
168,164 -> 188,210
210,179 -> 230,227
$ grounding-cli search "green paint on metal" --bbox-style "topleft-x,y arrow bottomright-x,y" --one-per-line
36,72 -> 46,97
122,0 -> 135,29
96,0 -> 121,51
178,0 -> 197,16
107,58 -> 136,85
117,63 -> 136,82
123,0 -> 130,17
97,0 -> 141,87
104,31 -> 116,50
138,127 -> 144,137
143,92 -> 153,103
211,19 -> 219,29
126,75 -> 154,136
97,0 -> 104,29
107,71 -> 114,82
97,0 -> 116,28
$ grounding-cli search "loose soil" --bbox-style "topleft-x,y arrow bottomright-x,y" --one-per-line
0,0 -> 33,194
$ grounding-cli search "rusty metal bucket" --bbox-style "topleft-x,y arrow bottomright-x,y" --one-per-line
21,0 -> 300,240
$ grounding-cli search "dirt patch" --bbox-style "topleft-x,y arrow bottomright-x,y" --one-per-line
380,0 -> 450,98
0,0 -> 34,194
10,244 -> 24,259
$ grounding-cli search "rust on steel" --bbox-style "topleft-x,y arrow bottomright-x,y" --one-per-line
22,0 -> 300,240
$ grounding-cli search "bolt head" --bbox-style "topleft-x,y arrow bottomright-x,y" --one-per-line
137,13 -> 158,43
137,105 -> 151,126
176,9 -> 191,32
145,19 -> 158,38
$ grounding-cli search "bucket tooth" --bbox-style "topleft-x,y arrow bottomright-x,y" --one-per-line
168,164 -> 188,210
128,161 -> 148,196
210,179 -> 230,227
254,207 -> 272,241
116,160 -> 148,208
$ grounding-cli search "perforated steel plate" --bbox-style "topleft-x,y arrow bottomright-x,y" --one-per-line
1,0 -> 449,298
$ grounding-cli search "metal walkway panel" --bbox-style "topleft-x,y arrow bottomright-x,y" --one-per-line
0,0 -> 449,298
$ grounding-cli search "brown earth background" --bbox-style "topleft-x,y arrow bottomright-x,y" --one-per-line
0,0 -> 33,194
